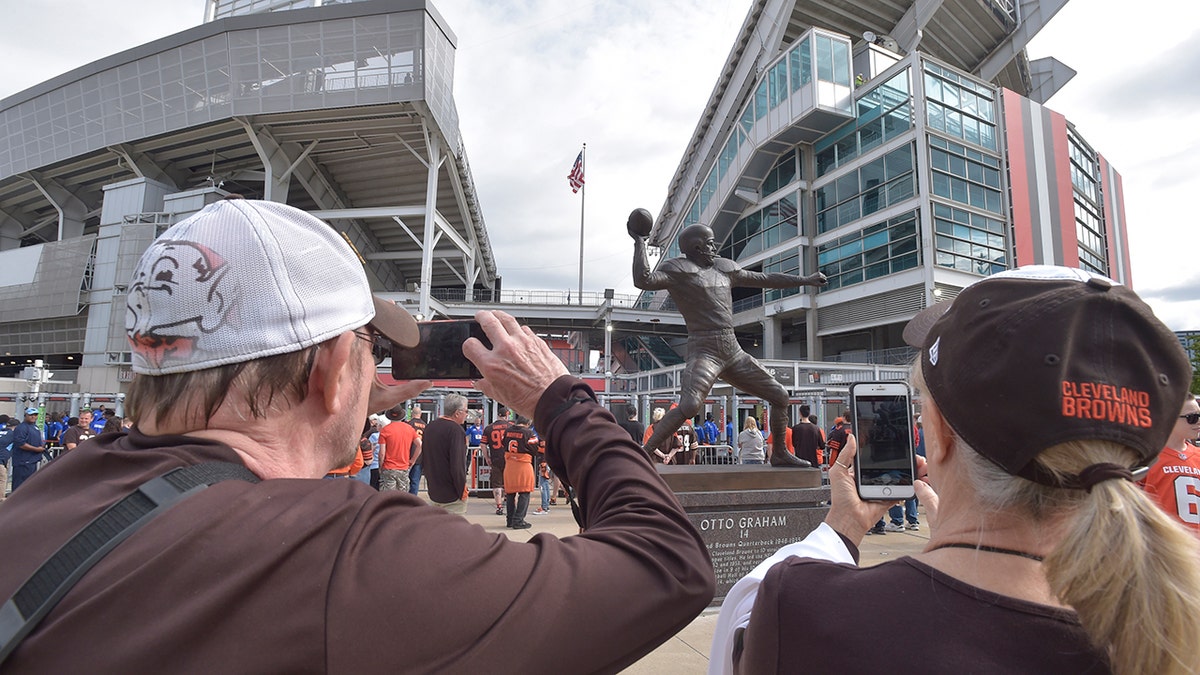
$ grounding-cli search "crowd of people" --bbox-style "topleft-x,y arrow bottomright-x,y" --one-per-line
0,406 -> 131,496
1,198 -> 1197,674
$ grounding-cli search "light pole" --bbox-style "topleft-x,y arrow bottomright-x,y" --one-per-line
604,320 -> 613,394
603,288 -> 614,395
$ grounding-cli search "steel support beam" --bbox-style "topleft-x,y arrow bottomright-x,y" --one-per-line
24,170 -> 88,241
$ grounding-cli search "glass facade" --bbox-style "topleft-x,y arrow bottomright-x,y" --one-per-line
1068,129 -> 1108,276
762,149 -> 798,196
923,62 -> 997,151
764,249 -> 801,302
209,0 -> 360,20
789,37 -> 812,91
718,192 -> 799,262
815,143 -> 916,234
680,29 -> 851,231
815,69 -> 912,176
817,210 -> 920,290
1,12 -> 429,182
928,135 -> 1003,214
932,201 -> 1007,275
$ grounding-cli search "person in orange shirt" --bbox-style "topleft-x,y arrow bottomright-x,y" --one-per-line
378,405 -> 421,492
643,407 -> 664,446
502,416 -> 539,529
1140,394 -> 1200,536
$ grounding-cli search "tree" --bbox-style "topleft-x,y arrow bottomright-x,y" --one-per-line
1189,335 -> 1200,396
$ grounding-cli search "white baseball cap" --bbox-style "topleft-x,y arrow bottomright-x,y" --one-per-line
126,198 -> 418,375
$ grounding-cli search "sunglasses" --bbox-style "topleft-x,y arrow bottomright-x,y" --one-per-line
1181,413 -> 1200,425
352,328 -> 391,365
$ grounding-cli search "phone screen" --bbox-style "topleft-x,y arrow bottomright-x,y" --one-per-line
851,383 -> 915,499
390,320 -> 490,380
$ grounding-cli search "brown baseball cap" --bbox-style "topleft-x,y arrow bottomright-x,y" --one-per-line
903,266 -> 1192,484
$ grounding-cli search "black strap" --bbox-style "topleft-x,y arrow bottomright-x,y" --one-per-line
927,542 -> 1045,562
0,462 -> 259,664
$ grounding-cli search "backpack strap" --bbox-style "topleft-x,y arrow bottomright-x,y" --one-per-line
0,462 -> 260,664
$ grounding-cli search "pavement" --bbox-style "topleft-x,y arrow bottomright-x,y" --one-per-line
455,492 -> 929,674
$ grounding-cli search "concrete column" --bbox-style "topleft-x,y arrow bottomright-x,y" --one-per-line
76,178 -> 174,394
761,316 -> 783,359
419,136 -> 442,319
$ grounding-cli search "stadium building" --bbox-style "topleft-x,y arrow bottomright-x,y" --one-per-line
0,0 -> 1136,421
642,0 -> 1124,365
0,0 -> 497,398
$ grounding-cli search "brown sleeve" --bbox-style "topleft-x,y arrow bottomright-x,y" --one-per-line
449,427 -> 467,497
327,376 -> 714,673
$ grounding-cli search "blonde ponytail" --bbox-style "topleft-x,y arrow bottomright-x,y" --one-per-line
1037,442 -> 1200,675
961,439 -> 1200,674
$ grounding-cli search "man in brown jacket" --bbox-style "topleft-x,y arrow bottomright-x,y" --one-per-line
0,200 -> 714,672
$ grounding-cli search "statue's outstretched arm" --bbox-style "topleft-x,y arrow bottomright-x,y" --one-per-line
632,237 -> 671,291
730,266 -> 828,289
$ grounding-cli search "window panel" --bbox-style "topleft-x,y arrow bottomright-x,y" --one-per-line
883,104 -> 911,139
798,38 -> 812,87
925,74 -> 942,102
859,117 -> 883,153
835,134 -> 857,166
740,104 -> 755,135
837,199 -> 860,224
860,156 -> 885,186
885,144 -> 912,176
951,177 -> 969,203
927,101 -> 945,132
835,172 -> 859,200
863,230 -> 889,251
789,49 -> 803,93
932,172 -> 950,198
831,39 -> 850,85
816,35 -> 834,81
816,147 -> 836,175
887,176 -> 915,203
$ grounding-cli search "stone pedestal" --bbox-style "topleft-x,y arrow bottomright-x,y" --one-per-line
657,465 -> 829,603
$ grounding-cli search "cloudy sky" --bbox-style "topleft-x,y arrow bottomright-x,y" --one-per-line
2,0 -> 1197,329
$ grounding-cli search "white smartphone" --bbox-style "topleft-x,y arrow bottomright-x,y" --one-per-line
850,382 -> 917,501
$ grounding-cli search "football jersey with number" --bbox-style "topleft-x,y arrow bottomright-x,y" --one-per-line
1140,443 -> 1200,537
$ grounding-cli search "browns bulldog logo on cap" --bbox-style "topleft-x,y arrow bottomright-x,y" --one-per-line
126,239 -> 236,371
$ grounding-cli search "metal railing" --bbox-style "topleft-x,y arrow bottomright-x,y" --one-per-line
696,444 -> 738,465
824,346 -> 919,366
430,287 -> 642,307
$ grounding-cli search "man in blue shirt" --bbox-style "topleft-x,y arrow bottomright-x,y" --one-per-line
466,414 -> 484,449
11,407 -> 47,492
89,408 -> 107,435
0,414 -> 12,499
44,413 -> 66,447
702,413 -> 719,446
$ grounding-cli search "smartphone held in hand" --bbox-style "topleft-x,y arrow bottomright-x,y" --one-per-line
390,320 -> 491,380
850,381 -> 917,501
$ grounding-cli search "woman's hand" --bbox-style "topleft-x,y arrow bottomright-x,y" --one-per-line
824,434 -> 895,547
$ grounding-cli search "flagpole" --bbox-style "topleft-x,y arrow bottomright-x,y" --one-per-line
577,143 -> 586,306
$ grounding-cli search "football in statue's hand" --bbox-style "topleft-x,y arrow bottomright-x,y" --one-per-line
627,208 -> 654,239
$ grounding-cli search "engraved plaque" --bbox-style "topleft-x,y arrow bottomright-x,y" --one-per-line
672,485 -> 830,602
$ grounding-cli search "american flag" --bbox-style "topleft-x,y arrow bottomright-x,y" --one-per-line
567,151 -> 585,193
